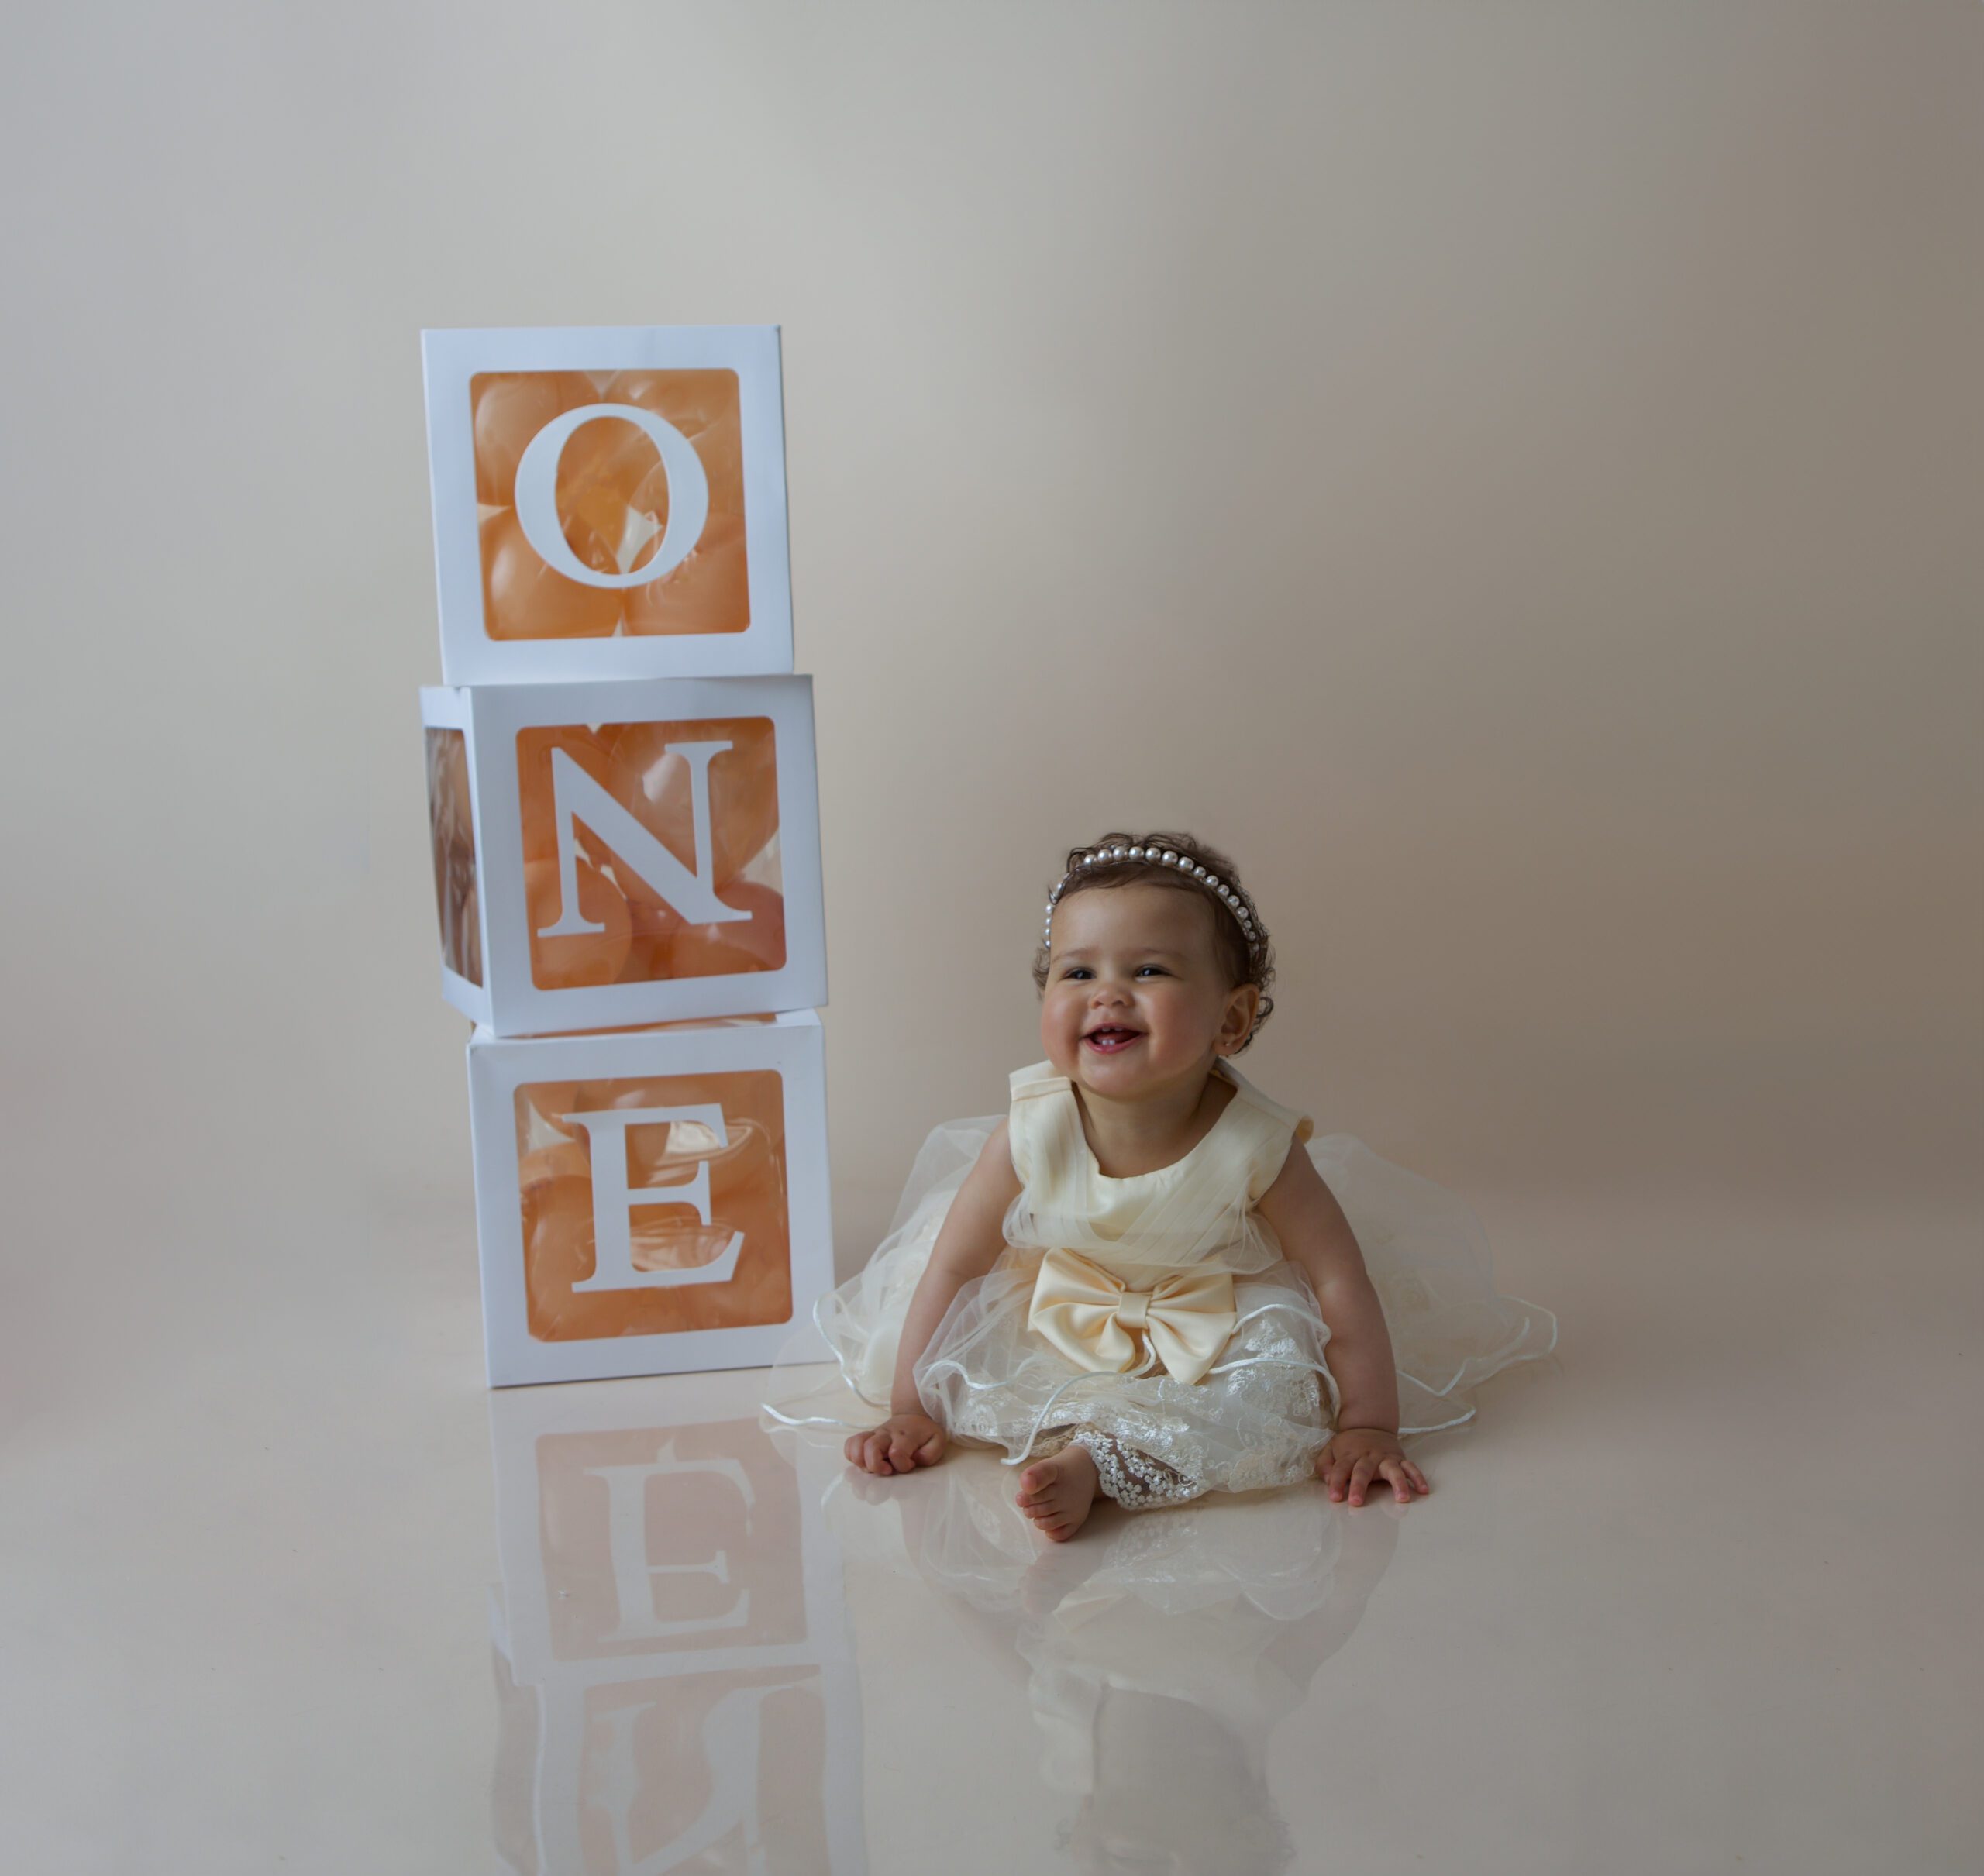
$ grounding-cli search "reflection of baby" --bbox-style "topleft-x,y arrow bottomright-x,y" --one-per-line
777,831 -> 1554,1541
845,1449 -> 1398,1876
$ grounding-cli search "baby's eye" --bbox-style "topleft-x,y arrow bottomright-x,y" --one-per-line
1137,966 -> 1166,977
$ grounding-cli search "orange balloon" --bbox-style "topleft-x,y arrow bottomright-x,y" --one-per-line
519,1140 -> 591,1196
455,877 -> 483,986
426,728 -> 474,849
521,1179 -> 598,1337
471,370 -> 599,508
601,369 -> 750,637
602,828 -> 693,968
611,932 -> 668,984
548,412 -> 670,577
518,1081 -> 591,1144
670,879 -> 787,979
523,856 -> 632,990
622,510 -> 750,638
595,716 -> 779,892
623,889 -> 687,944
583,1071 -> 787,1152
601,368 -> 745,460
522,1181 -> 793,1339
622,1110 -> 773,1203
480,508 -> 623,642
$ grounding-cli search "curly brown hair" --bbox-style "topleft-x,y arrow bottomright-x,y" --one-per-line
1031,831 -> 1276,1052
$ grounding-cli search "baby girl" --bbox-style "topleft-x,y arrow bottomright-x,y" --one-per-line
783,832 -> 1554,1540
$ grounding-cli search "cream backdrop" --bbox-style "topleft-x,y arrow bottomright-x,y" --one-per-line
1,2 -> 1977,1420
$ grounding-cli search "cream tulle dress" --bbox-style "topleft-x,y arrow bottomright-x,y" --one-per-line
765,1056 -> 1557,1509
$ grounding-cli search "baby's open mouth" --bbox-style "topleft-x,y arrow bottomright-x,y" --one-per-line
1083,1027 -> 1142,1053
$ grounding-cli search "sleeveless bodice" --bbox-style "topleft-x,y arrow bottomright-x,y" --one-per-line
1001,1058 -> 1315,1279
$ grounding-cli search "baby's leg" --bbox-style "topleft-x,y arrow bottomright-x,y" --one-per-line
1067,1427 -> 1205,1510
1014,1437 -> 1100,1542
1018,1425 -> 1204,1536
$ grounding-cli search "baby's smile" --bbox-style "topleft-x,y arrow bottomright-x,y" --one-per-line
1083,1026 -> 1143,1054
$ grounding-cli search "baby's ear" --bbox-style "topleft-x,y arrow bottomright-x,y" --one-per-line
1223,981 -> 1262,1038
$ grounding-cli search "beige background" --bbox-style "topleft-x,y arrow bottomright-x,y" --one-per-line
0,0 -> 1974,1368
2,5 -> 1979,1868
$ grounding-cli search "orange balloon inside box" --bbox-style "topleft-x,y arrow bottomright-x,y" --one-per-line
469,367 -> 750,645
515,718 -> 787,991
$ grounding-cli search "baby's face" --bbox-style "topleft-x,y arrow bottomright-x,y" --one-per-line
1040,883 -> 1258,1100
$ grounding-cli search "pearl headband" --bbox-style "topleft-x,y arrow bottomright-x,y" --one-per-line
1042,845 -> 1260,955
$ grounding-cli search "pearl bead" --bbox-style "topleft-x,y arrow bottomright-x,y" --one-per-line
1162,850 -> 1177,863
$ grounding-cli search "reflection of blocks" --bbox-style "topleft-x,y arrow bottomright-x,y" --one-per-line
491,1382 -> 849,1678
487,1379 -> 866,1873
468,1013 -> 833,1385
422,676 -> 824,1035
422,325 -> 794,684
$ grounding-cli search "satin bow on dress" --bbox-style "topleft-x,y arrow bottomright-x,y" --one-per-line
1025,1245 -> 1239,1385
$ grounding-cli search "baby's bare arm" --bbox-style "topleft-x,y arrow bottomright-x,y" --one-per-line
846,1124 -> 1021,1476
1255,1141 -> 1429,1504
889,1122 -> 1021,1414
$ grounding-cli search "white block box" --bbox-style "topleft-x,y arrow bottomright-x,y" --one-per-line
422,325 -> 794,685
467,1010 -> 835,1385
422,675 -> 825,1037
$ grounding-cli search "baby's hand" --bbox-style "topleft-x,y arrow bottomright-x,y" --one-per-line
1317,1427 -> 1428,1506
845,1413 -> 947,1476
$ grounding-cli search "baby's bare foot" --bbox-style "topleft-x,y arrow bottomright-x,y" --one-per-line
1015,1445 -> 1100,1542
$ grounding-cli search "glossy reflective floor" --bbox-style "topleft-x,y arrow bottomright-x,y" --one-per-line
6,1186 -> 1979,1873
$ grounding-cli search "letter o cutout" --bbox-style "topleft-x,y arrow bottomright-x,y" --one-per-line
512,403 -> 713,589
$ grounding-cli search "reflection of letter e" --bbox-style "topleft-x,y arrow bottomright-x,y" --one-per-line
584,1438 -> 756,1642
512,403 -> 711,587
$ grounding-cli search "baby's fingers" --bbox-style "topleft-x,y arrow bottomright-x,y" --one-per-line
1348,1454 -> 1380,1505
1380,1458 -> 1420,1504
914,1427 -> 946,1465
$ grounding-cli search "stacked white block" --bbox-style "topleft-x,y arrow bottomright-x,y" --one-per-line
419,325 -> 833,1388
420,676 -> 825,1037
423,324 -> 794,685
468,1012 -> 834,1385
